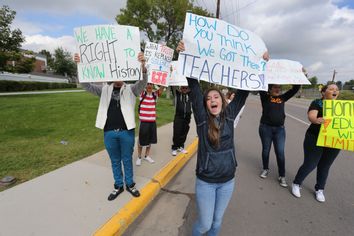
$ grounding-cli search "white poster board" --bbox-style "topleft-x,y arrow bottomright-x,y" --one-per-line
265,59 -> 310,85
74,24 -> 141,82
178,13 -> 268,91
144,42 -> 174,86
169,61 -> 188,86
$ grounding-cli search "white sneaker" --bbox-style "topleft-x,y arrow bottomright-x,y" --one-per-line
171,150 -> 177,156
178,148 -> 188,154
278,177 -> 288,187
292,183 -> 301,198
315,190 -> 325,202
136,158 -> 142,166
144,156 -> 155,164
260,169 -> 269,179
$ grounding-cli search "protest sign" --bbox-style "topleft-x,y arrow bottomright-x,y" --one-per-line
169,61 -> 188,86
265,59 -> 310,85
74,24 -> 141,82
178,13 -> 268,91
317,100 -> 354,152
144,42 -> 174,86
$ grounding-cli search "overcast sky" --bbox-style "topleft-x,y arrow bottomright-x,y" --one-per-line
2,0 -> 354,83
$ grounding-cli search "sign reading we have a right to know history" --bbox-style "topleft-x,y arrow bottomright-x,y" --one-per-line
74,24 -> 141,82
317,100 -> 354,152
178,13 -> 268,91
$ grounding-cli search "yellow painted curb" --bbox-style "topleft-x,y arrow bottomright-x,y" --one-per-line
94,138 -> 198,236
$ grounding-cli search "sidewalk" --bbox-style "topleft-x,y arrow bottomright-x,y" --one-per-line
0,121 -> 196,236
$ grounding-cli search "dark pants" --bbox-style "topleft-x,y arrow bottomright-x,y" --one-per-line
172,115 -> 191,150
293,131 -> 340,190
259,123 -> 286,177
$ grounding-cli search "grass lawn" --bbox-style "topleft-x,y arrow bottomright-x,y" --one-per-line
0,91 -> 175,190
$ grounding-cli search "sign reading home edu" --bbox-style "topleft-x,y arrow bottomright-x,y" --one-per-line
178,13 -> 268,91
144,42 -> 174,86
317,100 -> 354,152
265,59 -> 311,85
74,25 -> 141,82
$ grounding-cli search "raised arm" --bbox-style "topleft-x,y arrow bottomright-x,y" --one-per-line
131,73 -> 148,97
81,83 -> 103,96
131,52 -> 148,96
281,85 -> 301,102
177,40 -> 206,124
258,90 -> 268,103
227,89 -> 249,119
187,77 -> 207,125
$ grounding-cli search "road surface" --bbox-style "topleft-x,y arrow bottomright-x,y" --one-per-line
125,95 -> 354,236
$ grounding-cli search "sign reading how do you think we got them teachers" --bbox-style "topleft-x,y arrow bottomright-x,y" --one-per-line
74,24 -> 141,83
178,13 -> 268,91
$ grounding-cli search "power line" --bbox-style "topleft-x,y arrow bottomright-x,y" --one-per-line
222,0 -> 258,19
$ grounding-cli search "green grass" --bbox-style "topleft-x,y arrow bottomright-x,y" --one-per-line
0,92 -> 174,190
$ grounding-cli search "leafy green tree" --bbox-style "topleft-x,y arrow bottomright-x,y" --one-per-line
116,0 -> 212,53
39,49 -> 54,69
335,80 -> 342,90
303,76 -> 318,89
14,56 -> 35,73
52,47 -> 76,77
0,5 -> 25,71
343,79 -> 354,90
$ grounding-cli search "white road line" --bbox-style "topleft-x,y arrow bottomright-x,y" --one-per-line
286,112 -> 310,126
286,102 -> 309,109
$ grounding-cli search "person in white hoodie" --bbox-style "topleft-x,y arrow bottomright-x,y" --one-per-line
75,53 -> 147,201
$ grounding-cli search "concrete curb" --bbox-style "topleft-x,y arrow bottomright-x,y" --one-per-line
93,138 -> 199,236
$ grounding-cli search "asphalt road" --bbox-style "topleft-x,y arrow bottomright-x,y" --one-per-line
125,95 -> 354,236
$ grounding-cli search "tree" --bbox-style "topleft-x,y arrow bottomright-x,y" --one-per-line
14,56 -> 35,73
52,47 -> 76,77
0,5 -> 25,71
309,76 -> 318,87
303,76 -> 318,89
343,79 -> 354,90
116,0 -> 212,54
39,49 -> 54,70
335,80 -> 343,90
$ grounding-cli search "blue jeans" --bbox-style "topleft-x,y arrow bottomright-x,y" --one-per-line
193,178 -> 235,236
293,131 -> 340,190
104,129 -> 135,188
259,123 -> 286,177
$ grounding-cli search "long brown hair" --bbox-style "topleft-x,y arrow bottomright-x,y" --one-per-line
203,88 -> 227,148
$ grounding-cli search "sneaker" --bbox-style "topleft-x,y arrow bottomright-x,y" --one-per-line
278,177 -> 288,187
260,169 -> 269,179
178,147 -> 188,154
315,190 -> 325,202
291,183 -> 301,198
136,157 -> 142,166
144,156 -> 155,163
126,184 -> 140,197
107,187 -> 124,201
171,149 -> 177,156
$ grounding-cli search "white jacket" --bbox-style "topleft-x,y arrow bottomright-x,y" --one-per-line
82,74 -> 147,130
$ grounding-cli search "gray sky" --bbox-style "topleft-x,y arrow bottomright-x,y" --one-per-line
2,0 -> 354,83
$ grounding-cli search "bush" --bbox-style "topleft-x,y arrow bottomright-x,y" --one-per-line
0,80 -> 77,92
338,90 -> 354,100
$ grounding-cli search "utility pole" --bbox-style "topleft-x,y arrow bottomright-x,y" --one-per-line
331,69 -> 337,82
216,0 -> 221,18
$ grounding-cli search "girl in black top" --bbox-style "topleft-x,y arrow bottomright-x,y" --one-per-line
258,84 -> 300,187
292,84 -> 341,202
